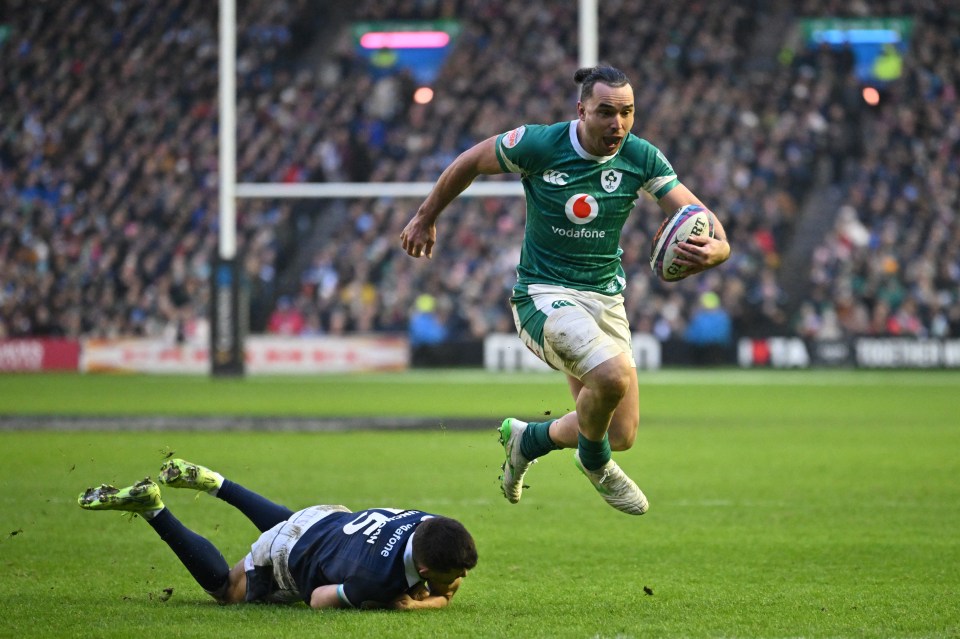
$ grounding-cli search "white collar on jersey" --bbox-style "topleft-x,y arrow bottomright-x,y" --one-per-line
403,533 -> 421,588
568,119 -> 620,163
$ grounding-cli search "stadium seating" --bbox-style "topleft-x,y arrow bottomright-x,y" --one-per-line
2,0 -> 956,345
0,0 -> 317,340
801,2 -> 960,338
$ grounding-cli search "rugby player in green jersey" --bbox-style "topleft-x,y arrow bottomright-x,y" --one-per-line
401,65 -> 730,515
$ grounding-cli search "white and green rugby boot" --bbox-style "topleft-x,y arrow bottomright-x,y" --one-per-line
78,478 -> 164,513
498,418 -> 535,503
573,451 -> 649,515
158,459 -> 223,493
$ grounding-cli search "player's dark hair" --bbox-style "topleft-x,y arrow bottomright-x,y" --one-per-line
412,517 -> 478,572
574,65 -> 630,101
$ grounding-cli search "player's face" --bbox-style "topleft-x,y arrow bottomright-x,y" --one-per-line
577,82 -> 635,156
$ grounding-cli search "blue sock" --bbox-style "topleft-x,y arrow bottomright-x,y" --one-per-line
520,420 -> 561,460
148,508 -> 230,593
577,433 -> 611,471
217,479 -> 295,532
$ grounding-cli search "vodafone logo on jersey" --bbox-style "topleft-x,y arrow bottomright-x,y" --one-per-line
564,194 -> 599,225
503,126 -> 526,148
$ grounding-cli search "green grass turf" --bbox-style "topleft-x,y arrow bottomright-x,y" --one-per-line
1,369 -> 958,638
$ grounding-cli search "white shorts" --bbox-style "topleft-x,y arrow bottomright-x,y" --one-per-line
244,504 -> 351,603
510,283 -> 635,379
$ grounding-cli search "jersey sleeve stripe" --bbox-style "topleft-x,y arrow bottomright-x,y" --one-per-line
644,176 -> 680,199
336,584 -> 355,608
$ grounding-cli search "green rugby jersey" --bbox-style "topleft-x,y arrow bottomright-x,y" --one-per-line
495,120 -> 679,295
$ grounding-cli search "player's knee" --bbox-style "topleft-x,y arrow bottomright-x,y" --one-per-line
215,563 -> 247,604
207,585 -> 234,605
589,362 -> 632,403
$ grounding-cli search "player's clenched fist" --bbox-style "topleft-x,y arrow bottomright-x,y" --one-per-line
400,216 -> 435,259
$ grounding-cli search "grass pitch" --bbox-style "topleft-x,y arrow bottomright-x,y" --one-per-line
1,369 -> 958,638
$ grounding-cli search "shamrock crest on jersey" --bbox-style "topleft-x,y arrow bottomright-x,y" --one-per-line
601,169 -> 622,193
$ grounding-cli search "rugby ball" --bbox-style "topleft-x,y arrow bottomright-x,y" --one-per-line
649,204 -> 715,282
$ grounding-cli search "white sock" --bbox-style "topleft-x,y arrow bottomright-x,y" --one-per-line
208,472 -> 225,496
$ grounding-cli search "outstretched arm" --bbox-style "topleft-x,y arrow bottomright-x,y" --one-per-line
657,183 -> 730,273
400,136 -> 503,259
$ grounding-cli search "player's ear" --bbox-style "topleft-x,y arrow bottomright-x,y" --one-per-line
577,102 -> 586,119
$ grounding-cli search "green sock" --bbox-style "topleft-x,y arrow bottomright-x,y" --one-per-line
520,420 -> 561,460
577,433 -> 611,470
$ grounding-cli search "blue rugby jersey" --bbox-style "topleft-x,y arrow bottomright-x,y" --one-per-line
287,508 -> 436,607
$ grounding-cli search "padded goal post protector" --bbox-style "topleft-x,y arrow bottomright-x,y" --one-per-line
210,256 -> 248,377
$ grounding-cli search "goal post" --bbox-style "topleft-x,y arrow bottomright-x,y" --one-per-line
212,0 -> 243,377
213,0 -> 597,377
234,182 -> 523,199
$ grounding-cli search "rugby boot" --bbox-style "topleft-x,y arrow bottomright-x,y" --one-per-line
158,458 -> 223,492
498,418 -> 535,503
78,478 -> 164,512
574,451 -> 649,515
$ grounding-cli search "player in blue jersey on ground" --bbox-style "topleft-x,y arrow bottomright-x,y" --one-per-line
78,459 -> 477,610
401,65 -> 731,515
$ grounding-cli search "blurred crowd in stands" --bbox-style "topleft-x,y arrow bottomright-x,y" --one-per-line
1,0 -> 315,342
1,0 -> 957,347
802,1 -> 960,339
